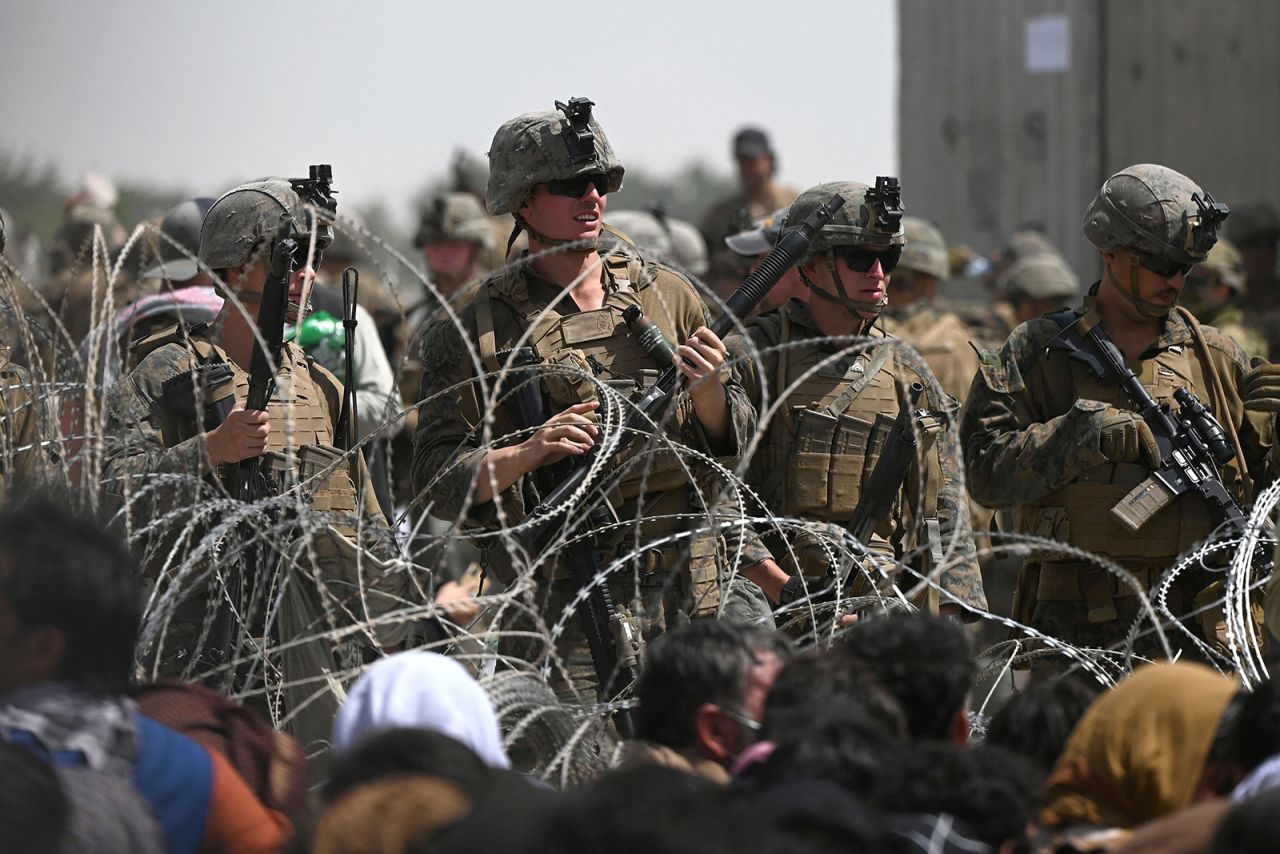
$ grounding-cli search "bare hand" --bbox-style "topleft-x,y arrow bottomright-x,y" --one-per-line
675,326 -> 728,392
206,403 -> 270,466
522,401 -> 600,469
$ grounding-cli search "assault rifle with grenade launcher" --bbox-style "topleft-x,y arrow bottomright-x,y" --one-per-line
1048,309 -> 1274,580
492,192 -> 846,724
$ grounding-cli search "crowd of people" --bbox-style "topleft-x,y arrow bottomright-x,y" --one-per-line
1,93 -> 1280,852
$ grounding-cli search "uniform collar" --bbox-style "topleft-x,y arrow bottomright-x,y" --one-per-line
1077,284 -> 1194,352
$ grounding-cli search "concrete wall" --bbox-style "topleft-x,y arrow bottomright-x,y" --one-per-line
899,0 -> 1280,284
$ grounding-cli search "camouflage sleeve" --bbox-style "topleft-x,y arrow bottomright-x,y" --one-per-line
928,394 -> 987,611
410,317 -> 528,525
1203,331 -> 1279,492
101,347 -> 210,494
0,363 -> 56,492
960,322 -> 1111,509
712,328 -> 774,570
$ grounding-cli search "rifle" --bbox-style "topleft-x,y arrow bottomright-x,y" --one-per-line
847,381 -> 925,547
502,346 -> 641,736
1049,310 -> 1273,576
522,192 -> 848,546
203,231 -> 296,681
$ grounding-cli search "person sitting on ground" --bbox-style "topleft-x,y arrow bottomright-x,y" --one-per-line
0,499 -> 290,854
841,611 -> 977,744
331,651 -> 510,769
625,620 -> 791,782
1041,662 -> 1237,852
983,675 -> 1100,781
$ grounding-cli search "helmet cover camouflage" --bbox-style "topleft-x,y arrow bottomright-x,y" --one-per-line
1083,164 -> 1228,266
199,179 -> 334,270
414,192 -> 496,250
780,180 -> 905,264
899,216 -> 949,280
485,97 -> 625,216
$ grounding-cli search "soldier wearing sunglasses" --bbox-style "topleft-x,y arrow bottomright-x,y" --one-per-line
962,163 -> 1280,661
716,180 -> 987,620
413,98 -> 753,698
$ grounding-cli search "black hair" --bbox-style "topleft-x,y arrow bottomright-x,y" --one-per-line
840,612 -> 975,741
1208,677 -> 1280,776
0,499 -> 140,694
761,647 -> 907,744
1211,786 -> 1280,854
751,707 -> 902,801
0,741 -> 70,852
324,727 -> 494,804
636,619 -> 792,748
984,675 -> 1100,778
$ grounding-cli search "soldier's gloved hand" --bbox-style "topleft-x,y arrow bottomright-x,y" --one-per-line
1244,359 -> 1280,412
778,573 -> 839,606
1098,406 -> 1162,467
206,402 -> 271,466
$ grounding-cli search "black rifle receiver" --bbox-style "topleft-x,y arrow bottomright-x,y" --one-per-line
847,382 -> 925,547
503,346 -> 640,736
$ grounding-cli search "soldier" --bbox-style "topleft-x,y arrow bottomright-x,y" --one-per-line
718,181 -> 988,619
412,191 -> 498,307
882,217 -> 980,406
1227,201 -> 1280,344
1182,238 -> 1269,360
450,147 -> 524,271
699,127 -> 799,299
412,97 -> 748,698
995,252 -> 1081,329
103,176 -> 408,751
0,212 -> 57,501
962,164 -> 1280,660
722,207 -> 806,317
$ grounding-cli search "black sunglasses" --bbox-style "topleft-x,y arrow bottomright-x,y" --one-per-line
833,245 -> 902,274
546,172 -> 611,199
291,242 -> 324,269
1138,253 -> 1194,279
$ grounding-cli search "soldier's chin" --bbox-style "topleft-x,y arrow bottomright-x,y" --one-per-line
285,301 -> 308,323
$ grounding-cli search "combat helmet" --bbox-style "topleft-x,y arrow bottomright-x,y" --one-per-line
485,97 -> 625,217
1191,238 -> 1247,293
780,178 -> 904,313
199,169 -> 337,272
1084,164 -> 1228,267
997,253 -> 1080,300
413,192 -> 496,251
899,216 -> 949,280
1083,164 -> 1228,316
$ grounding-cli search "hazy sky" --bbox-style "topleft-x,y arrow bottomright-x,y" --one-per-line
1,0 -> 897,226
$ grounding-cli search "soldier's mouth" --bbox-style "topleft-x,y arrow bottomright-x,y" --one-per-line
573,212 -> 599,223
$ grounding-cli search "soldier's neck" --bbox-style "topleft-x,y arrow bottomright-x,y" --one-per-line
1094,286 -> 1163,362
526,243 -> 606,311
811,304 -> 872,339
216,309 -> 256,371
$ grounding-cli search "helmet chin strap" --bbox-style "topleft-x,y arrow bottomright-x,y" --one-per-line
1107,252 -> 1173,318
800,251 -> 888,324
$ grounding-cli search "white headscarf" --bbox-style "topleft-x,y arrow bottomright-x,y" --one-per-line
332,652 -> 510,769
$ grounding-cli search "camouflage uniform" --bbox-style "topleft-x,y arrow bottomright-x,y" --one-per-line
0,351 -> 55,502
962,164 -> 1277,658
722,183 -> 987,614
103,178 -> 407,754
700,185 -> 799,293
412,100 -> 752,697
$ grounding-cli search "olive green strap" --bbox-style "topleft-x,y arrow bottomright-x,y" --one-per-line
822,343 -> 893,418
